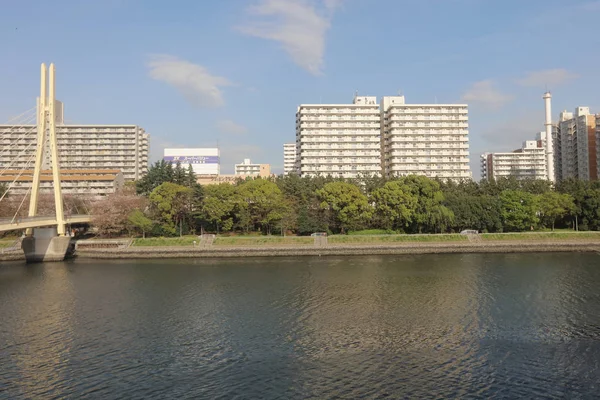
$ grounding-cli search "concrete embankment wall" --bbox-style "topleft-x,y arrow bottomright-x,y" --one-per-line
75,241 -> 600,260
3,241 -> 599,262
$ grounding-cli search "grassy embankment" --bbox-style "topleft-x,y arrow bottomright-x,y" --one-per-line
129,231 -> 600,247
481,231 -> 600,241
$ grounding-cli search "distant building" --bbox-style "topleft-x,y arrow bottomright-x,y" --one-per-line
0,169 -> 124,197
380,96 -> 470,180
234,159 -> 271,176
163,148 -> 220,176
481,132 -> 547,181
295,95 -> 382,178
283,143 -> 296,175
554,107 -> 597,181
0,100 -> 149,182
294,94 -> 470,180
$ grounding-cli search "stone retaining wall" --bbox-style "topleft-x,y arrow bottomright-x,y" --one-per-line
76,241 -> 600,260
3,240 -> 599,263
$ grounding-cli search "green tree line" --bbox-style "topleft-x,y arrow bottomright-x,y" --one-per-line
90,160 -> 600,237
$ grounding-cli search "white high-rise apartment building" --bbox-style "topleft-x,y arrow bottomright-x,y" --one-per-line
283,143 -> 297,175
295,95 -> 471,180
0,101 -> 149,182
480,132 -> 547,181
381,96 -> 470,179
295,95 -> 382,178
554,107 -> 597,181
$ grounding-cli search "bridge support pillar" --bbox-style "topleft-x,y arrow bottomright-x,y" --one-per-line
22,228 -> 71,263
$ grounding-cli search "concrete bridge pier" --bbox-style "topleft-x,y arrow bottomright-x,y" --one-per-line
21,228 -> 72,263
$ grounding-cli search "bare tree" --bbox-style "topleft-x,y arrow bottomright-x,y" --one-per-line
90,188 -> 148,237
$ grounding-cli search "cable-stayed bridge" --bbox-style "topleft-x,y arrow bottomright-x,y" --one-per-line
0,64 -> 92,261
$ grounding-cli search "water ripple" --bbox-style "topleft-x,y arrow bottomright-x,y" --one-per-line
1,254 -> 600,399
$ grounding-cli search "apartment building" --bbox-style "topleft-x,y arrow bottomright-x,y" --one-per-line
295,95 -> 382,178
234,159 -> 271,176
554,107 -> 597,181
0,101 -> 149,182
0,169 -> 124,197
295,95 -> 470,180
480,132 -> 547,181
380,96 -> 470,180
283,143 -> 296,175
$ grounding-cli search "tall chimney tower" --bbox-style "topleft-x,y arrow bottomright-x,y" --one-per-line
543,92 -> 555,183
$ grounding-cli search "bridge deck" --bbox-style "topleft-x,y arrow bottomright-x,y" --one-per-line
0,215 -> 91,232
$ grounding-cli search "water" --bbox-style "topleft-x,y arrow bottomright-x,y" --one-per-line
1,254 -> 600,399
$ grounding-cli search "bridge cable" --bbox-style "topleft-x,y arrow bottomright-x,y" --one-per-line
0,151 -> 36,204
11,185 -> 32,223
0,139 -> 37,177
1,106 -> 36,125
0,121 -> 38,161
0,111 -> 37,140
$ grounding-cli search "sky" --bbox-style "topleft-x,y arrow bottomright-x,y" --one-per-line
1,0 -> 599,178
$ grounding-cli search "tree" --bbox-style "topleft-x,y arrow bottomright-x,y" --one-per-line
538,192 -> 575,231
296,201 -> 329,235
279,197 -> 298,235
127,209 -> 154,238
149,182 -> 193,236
371,181 -> 417,231
316,181 -> 372,233
500,190 -> 539,232
237,179 -> 286,234
443,192 -> 502,233
0,183 -> 7,199
185,164 -> 197,188
136,160 -> 174,195
198,183 -> 239,233
91,188 -> 147,237
173,161 -> 186,185
579,189 -> 600,230
399,175 -> 447,233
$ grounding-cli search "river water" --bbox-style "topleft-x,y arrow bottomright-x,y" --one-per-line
1,254 -> 599,399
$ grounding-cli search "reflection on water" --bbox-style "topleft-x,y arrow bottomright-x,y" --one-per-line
1,254 -> 600,398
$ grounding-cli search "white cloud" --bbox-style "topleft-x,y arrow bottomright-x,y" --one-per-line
217,119 -> 248,135
238,0 -> 343,75
516,69 -> 578,88
461,80 -> 513,110
147,54 -> 232,107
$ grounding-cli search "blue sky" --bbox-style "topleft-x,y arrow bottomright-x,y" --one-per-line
1,0 -> 599,177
